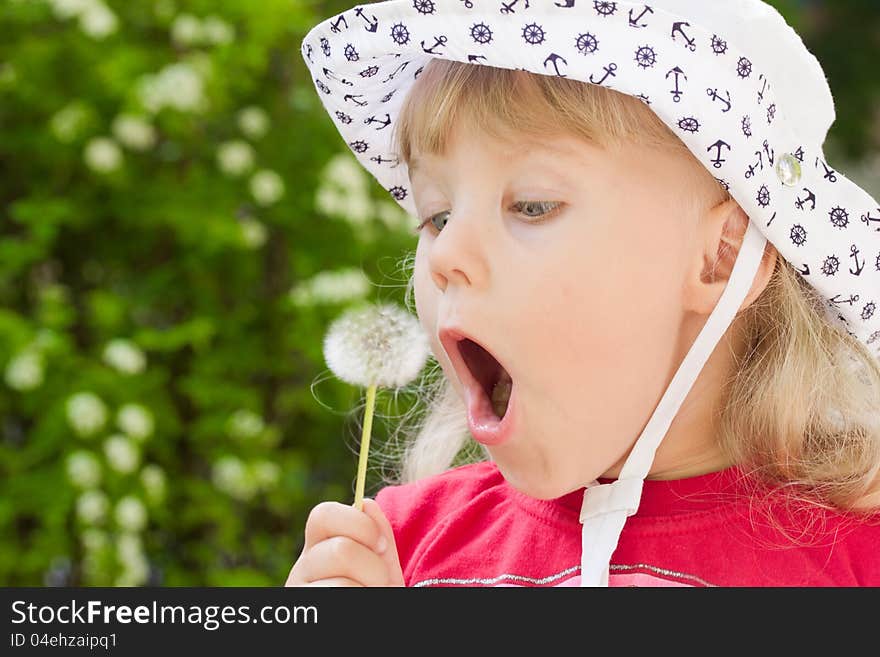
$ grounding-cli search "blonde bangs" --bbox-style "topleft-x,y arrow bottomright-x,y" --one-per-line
390,58 -> 728,208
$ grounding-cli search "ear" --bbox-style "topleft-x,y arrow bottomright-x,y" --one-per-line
683,198 -> 779,317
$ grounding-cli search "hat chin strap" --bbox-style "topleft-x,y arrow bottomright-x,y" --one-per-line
579,220 -> 768,587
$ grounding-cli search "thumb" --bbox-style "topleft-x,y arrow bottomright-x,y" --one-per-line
362,498 -> 406,587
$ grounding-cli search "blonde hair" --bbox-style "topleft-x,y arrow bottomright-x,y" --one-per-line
374,58 -> 880,515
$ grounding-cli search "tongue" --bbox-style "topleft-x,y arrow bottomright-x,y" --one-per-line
490,369 -> 513,419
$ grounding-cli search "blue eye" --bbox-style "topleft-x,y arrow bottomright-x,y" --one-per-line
414,201 -> 562,234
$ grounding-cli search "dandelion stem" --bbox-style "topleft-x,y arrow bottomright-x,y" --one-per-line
353,382 -> 377,511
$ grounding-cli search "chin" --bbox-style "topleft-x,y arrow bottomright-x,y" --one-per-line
492,460 -> 579,501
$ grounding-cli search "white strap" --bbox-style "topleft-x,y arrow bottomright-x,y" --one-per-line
579,478 -> 644,522
579,220 -> 768,586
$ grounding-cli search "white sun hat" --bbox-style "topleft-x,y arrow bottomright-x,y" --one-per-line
301,0 -> 880,587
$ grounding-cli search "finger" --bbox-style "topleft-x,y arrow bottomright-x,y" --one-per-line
303,501 -> 385,553
298,536 -> 390,587
362,498 -> 406,587
304,578 -> 362,587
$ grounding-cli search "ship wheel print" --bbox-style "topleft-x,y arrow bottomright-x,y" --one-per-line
389,186 -> 408,201
790,224 -> 807,247
594,1 -> 617,17
829,206 -> 849,229
471,22 -> 493,45
344,44 -> 359,61
710,34 -> 728,55
522,23 -> 545,45
349,139 -> 369,154
863,302 -> 876,321
741,115 -> 752,138
822,255 -> 840,276
413,0 -> 436,14
678,117 -> 700,133
635,45 -> 657,69
576,32 -> 599,55
736,57 -> 752,79
391,23 -> 410,46
756,184 -> 770,208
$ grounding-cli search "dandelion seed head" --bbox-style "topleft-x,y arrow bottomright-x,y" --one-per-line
323,302 -> 429,388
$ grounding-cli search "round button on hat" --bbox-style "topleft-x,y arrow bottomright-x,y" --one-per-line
301,0 -> 880,586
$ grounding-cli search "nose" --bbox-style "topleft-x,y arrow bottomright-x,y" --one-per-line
427,204 -> 492,292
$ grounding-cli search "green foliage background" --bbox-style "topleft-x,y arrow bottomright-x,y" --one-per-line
1,0 -> 877,586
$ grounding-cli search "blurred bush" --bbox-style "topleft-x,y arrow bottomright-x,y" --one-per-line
0,0 -> 416,586
0,0 -> 876,586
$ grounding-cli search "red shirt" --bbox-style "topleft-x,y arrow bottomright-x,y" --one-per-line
374,460 -> 880,586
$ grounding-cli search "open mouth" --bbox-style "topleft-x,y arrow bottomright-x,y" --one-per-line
456,338 -> 513,420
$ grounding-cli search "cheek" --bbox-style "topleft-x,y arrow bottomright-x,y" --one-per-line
413,250 -> 442,356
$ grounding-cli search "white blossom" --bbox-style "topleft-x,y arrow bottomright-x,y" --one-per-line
138,62 -> 206,114
253,460 -> 280,490
79,2 -> 118,39
80,528 -> 107,552
226,409 -> 264,440
202,15 -> 234,45
289,267 -> 371,307
111,115 -> 156,151
49,101 -> 90,143
315,154 -> 376,225
66,392 -> 108,438
211,456 -> 257,501
216,140 -> 254,177
115,532 -> 149,585
115,496 -> 148,532
170,13 -> 201,45
115,554 -> 149,586
323,154 -> 368,194
237,106 -> 269,139
249,169 -> 285,206
323,302 -> 430,388
84,137 -> 123,173
49,0 -> 97,20
140,464 -> 166,503
102,338 -> 147,375
104,434 -> 140,474
116,532 -> 142,561
76,490 -> 109,524
116,404 -> 154,441
240,218 -> 267,249
314,186 -> 345,217
66,450 -> 102,489
4,350 -> 44,391
341,193 -> 374,225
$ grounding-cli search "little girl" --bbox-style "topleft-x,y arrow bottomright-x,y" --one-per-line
287,0 -> 880,586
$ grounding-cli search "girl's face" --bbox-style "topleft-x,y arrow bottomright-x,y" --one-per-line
411,120 -> 743,499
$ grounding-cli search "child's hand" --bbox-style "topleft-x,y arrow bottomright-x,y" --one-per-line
285,497 -> 405,587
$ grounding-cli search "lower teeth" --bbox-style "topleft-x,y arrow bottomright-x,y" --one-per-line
490,376 -> 512,419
